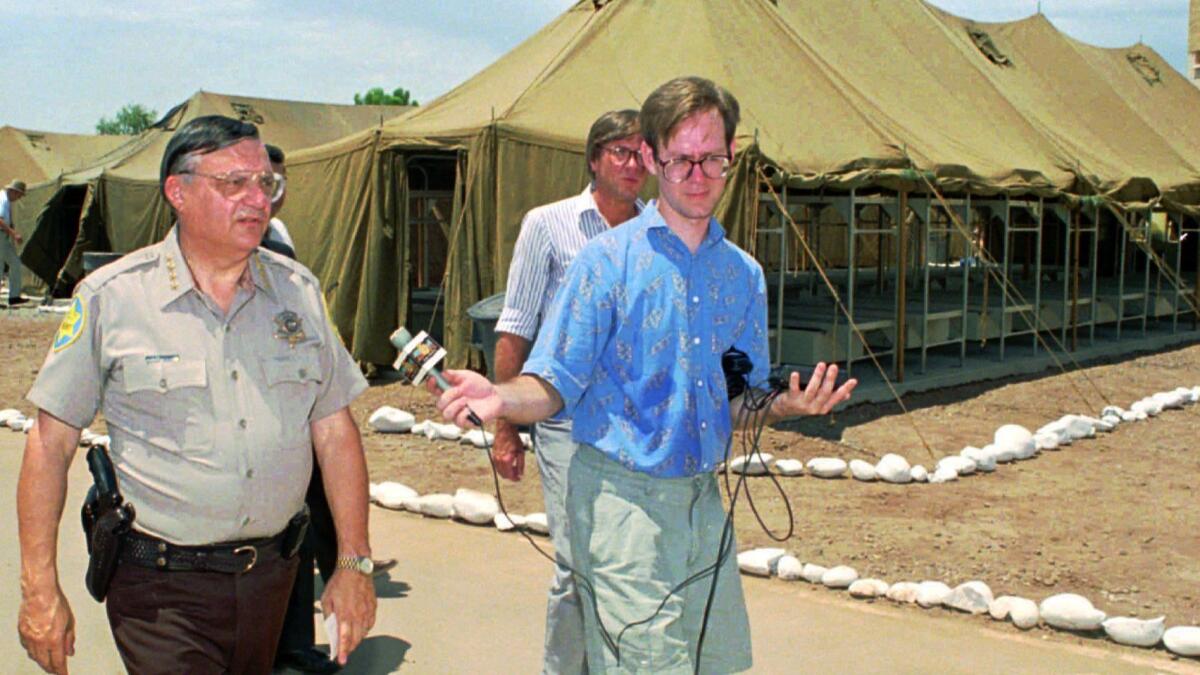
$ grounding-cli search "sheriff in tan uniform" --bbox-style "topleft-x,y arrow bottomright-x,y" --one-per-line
16,115 -> 378,675
30,228 -> 362,544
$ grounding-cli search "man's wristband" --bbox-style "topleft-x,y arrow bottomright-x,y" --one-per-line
336,555 -> 374,576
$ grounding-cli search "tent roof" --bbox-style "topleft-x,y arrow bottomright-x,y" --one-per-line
0,126 -> 130,186
923,7 -> 1200,202
367,0 -> 1200,202
380,0 -> 912,173
53,90 -> 414,185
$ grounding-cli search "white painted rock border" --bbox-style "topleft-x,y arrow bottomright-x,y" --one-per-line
353,381 -> 1200,664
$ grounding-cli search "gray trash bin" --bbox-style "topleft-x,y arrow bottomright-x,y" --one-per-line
466,292 -> 506,381
81,252 -> 124,277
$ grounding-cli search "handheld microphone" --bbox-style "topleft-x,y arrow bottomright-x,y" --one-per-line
389,327 -> 483,426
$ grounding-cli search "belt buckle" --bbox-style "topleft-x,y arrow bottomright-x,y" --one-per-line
232,545 -> 258,573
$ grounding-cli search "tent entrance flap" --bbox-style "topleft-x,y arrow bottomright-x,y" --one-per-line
404,152 -> 456,345
20,184 -> 90,296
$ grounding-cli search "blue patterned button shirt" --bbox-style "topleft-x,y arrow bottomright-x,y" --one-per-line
523,202 -> 770,478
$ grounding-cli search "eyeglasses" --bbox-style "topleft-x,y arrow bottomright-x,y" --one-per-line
271,173 -> 286,203
178,170 -> 284,202
603,145 -> 644,167
656,154 -> 731,184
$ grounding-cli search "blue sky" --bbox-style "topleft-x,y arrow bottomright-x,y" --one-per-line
2,0 -> 1191,134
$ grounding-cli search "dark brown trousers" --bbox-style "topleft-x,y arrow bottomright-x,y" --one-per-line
105,552 -> 299,674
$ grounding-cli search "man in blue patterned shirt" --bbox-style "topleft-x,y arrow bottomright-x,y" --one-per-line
432,77 -> 856,673
493,109 -> 646,675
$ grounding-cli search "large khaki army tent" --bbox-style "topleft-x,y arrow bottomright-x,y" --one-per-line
16,91 -> 411,294
0,127 -> 130,294
282,0 -> 1200,368
0,126 -> 129,187
771,1 -> 1200,205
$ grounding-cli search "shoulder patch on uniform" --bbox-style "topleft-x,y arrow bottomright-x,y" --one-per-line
52,296 -> 86,352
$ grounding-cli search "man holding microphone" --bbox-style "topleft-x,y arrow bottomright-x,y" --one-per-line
428,77 -> 856,672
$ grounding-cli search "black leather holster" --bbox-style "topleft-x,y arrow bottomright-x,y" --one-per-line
80,446 -> 135,602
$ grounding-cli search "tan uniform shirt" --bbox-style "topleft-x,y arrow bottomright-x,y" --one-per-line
28,228 -> 367,545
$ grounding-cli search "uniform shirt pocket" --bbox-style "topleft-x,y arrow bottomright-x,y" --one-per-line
123,357 -> 207,393
113,356 -> 212,452
262,349 -> 323,447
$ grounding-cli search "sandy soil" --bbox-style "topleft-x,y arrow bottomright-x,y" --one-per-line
7,310 -> 1198,662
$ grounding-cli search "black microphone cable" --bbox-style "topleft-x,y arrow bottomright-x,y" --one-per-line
693,381 -> 790,674
447,378 -> 795,672
396,330 -> 796,669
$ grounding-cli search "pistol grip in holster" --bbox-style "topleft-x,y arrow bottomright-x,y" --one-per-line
281,506 -> 311,559
84,502 -> 135,602
80,445 -> 135,602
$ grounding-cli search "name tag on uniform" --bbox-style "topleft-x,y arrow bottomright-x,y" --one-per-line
144,354 -> 180,364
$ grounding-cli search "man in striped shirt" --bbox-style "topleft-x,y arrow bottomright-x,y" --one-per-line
492,109 -> 647,674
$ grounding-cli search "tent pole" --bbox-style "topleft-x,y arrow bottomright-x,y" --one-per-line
1117,207 -> 1126,340
1141,207 -> 1150,336
919,194 -> 930,373
776,181 -> 787,365
1090,202 -> 1099,345
847,188 -> 857,375
961,195 -> 969,366
1071,207 -> 1081,352
896,190 -> 908,383
1033,196 -> 1043,355
1194,213 -> 1200,331
1001,195 -> 1011,360
1173,212 -> 1182,334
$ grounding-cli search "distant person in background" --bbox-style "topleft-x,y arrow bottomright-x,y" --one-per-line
0,179 -> 28,306
266,143 -> 395,675
262,144 -> 297,258
492,109 -> 647,674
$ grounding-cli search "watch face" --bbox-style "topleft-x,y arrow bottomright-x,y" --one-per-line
358,557 -> 374,574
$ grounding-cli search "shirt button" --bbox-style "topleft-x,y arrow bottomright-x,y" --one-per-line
159,378 -> 167,389
231,370 -> 239,380
246,469 -> 254,478
238,419 -> 247,429
697,379 -> 704,387
701,421 -> 708,430
692,296 -> 700,303
692,337 -> 700,345
242,516 -> 251,526
225,324 -> 232,333
298,368 -> 307,378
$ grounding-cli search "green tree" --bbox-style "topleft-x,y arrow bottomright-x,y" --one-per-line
96,103 -> 157,135
353,86 -> 419,106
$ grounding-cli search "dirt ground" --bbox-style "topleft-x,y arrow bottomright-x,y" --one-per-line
6,310 -> 1198,661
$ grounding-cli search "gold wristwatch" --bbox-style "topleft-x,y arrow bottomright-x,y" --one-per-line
336,555 -> 374,575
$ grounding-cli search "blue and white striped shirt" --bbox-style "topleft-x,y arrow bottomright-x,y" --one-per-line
496,186 -> 642,340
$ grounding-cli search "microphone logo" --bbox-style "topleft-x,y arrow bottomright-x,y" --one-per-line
389,327 -> 446,386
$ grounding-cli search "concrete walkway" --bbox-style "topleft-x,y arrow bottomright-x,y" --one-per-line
0,432 -> 1187,674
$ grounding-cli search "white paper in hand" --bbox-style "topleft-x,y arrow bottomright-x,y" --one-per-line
324,613 -> 339,661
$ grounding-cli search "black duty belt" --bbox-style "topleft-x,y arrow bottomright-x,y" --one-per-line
121,529 -> 287,574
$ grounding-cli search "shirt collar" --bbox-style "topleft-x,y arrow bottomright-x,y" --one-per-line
154,225 -> 275,309
576,184 -> 645,227
640,200 -> 727,249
